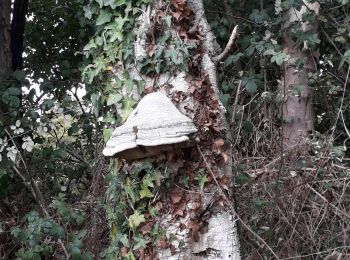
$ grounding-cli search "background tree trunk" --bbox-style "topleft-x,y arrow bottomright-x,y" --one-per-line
0,0 -> 11,78
11,0 -> 28,71
281,1 -> 320,147
0,0 -> 12,120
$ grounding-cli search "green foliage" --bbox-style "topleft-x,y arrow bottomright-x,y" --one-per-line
103,159 -> 168,258
11,196 -> 91,259
11,211 -> 64,259
51,193 -> 85,225
139,36 -> 196,75
195,169 -> 209,190
1,0 -> 350,258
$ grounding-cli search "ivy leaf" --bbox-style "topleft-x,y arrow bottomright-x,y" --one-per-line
120,97 -> 136,122
128,211 -> 145,229
139,185 -> 153,198
263,49 -> 275,56
96,10 -> 112,25
335,36 -> 346,44
133,236 -> 147,250
105,0 -> 126,9
103,128 -> 112,143
142,174 -> 155,188
95,0 -> 104,8
107,93 -> 122,106
118,234 -> 129,247
125,178 -> 138,203
83,6 -> 93,19
194,173 -> 208,190
124,79 -> 134,94
83,39 -> 97,51
124,252 -> 136,260
165,49 -> 179,64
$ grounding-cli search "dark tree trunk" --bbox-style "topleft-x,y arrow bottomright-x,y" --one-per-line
11,0 -> 29,71
0,0 -> 11,78
0,0 -> 12,120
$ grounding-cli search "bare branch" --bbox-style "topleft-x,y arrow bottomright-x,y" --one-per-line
213,25 -> 239,64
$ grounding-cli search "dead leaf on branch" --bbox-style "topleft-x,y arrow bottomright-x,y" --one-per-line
146,43 -> 156,57
171,0 -> 187,11
171,10 -> 181,21
188,220 -> 200,242
173,201 -> 186,217
170,189 -> 183,204
157,238 -> 168,249
120,246 -> 128,256
213,137 -> 224,149
212,138 -> 230,163
218,175 -> 232,190
140,221 -> 153,235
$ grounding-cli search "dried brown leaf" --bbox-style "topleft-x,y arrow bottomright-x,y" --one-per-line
170,189 -> 183,204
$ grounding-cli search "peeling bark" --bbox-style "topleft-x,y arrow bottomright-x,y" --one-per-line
281,1 -> 320,147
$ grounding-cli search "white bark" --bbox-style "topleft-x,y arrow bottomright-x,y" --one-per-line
113,0 -> 241,258
156,1 -> 241,259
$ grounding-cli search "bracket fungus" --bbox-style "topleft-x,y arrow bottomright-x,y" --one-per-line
103,92 -> 197,160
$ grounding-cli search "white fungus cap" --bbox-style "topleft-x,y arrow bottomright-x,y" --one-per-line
103,92 -> 197,157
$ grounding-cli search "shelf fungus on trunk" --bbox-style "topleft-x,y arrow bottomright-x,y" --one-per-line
103,92 -> 197,160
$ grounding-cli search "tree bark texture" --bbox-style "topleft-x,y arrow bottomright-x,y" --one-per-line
11,0 -> 28,71
0,0 -> 11,78
281,1 -> 320,147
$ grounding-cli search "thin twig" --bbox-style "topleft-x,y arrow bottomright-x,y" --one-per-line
70,88 -> 86,115
306,184 -> 350,219
212,25 -> 239,64
282,246 -> 350,259
12,166 -> 37,200
230,80 -> 242,126
331,64 -> 350,138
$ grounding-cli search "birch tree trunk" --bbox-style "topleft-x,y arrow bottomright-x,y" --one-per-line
124,0 -> 241,258
281,1 -> 320,147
